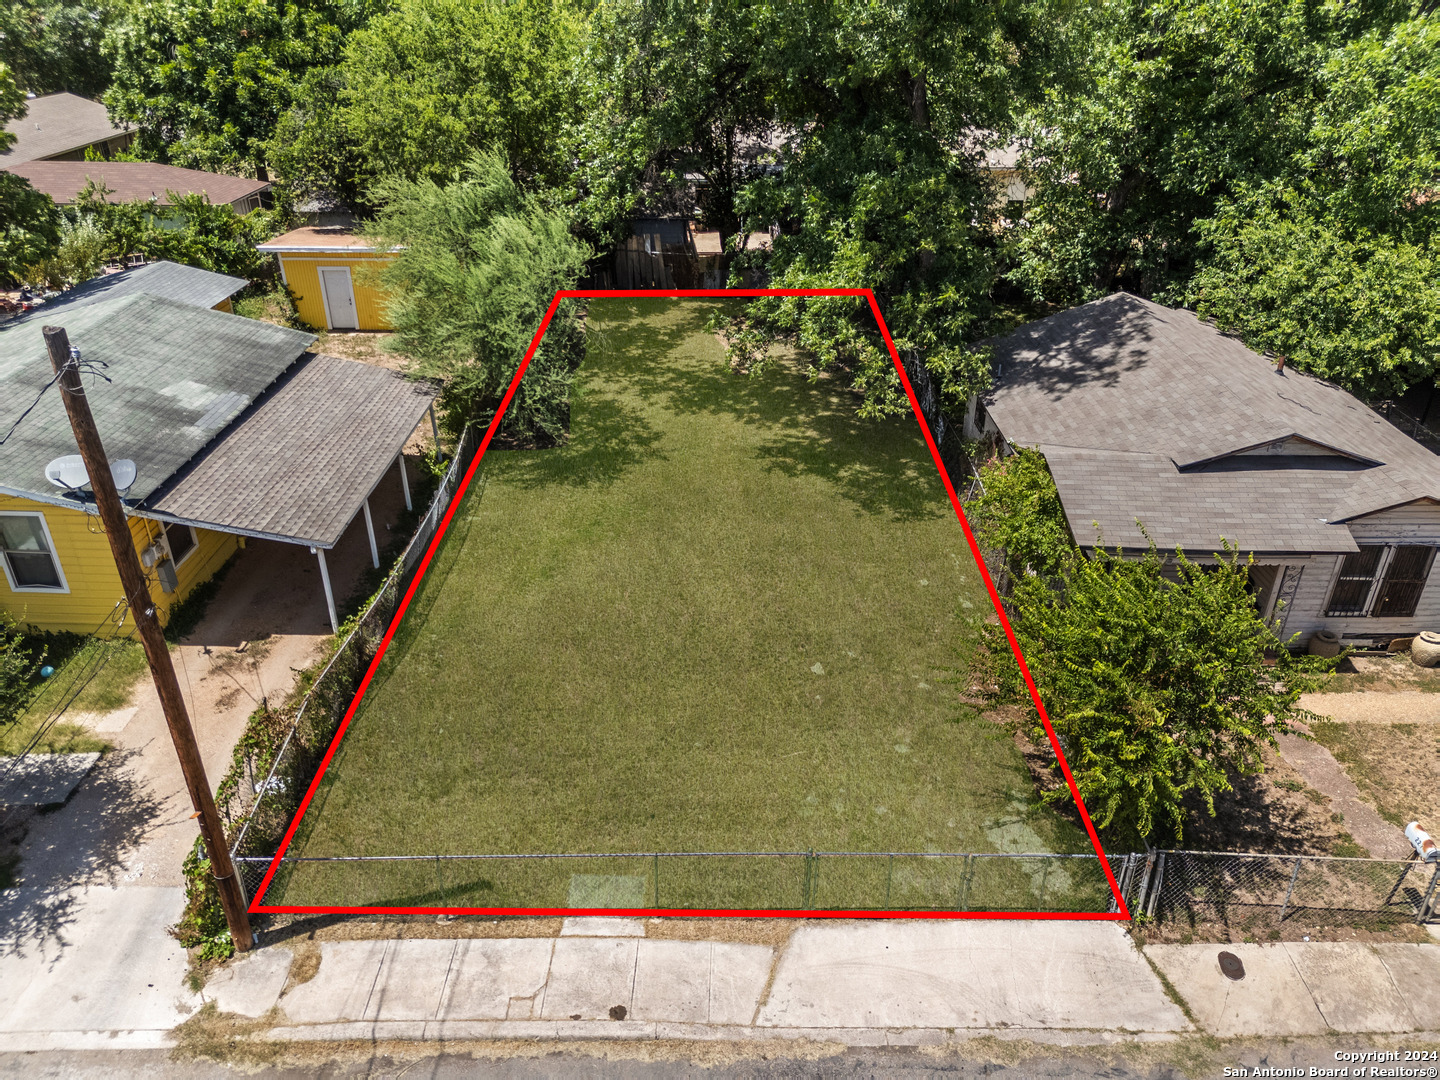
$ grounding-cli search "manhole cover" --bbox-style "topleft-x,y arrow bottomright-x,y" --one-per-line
1218,951 -> 1245,981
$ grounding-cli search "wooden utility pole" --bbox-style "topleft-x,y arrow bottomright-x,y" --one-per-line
44,326 -> 253,952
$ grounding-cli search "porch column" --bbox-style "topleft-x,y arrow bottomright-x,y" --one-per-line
398,453 -> 412,511
312,546 -> 338,633
362,498 -> 380,569
428,405 -> 442,456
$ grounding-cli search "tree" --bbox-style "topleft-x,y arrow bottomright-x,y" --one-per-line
24,182 -> 276,284
973,451 -> 1332,844
634,0 -> 1061,419
1188,14 -> 1440,398
335,0 -> 584,192
0,0 -> 117,97
102,0 -> 379,176
1006,0 -> 1404,306
365,151 -> 592,441
0,63 -> 60,282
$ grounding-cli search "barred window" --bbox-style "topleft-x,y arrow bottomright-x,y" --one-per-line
1371,545 -> 1435,617
1325,544 -> 1436,618
1325,546 -> 1384,617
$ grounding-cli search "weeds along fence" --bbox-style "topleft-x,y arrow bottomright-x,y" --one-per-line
234,848 -> 1439,918
1116,850 -> 1440,928
234,850 -> 1127,913
221,424 -> 482,882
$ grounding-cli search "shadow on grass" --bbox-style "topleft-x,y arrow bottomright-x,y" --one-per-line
584,299 -> 947,522
496,393 -> 666,491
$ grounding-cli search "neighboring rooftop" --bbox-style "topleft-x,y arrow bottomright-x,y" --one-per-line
982,293 -> 1440,555
3,160 -> 269,208
4,262 -> 247,324
0,93 -> 134,165
144,354 -> 436,546
257,226 -> 383,253
0,294 -> 314,504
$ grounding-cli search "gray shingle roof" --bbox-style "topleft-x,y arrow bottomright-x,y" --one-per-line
8,262 -> 247,325
144,354 -> 436,547
0,93 -> 134,164
0,294 -> 314,504
983,294 -> 1440,554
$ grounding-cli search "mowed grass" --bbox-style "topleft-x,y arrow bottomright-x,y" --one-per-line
272,299 -> 1098,909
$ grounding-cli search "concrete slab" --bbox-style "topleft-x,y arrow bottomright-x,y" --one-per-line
364,939 -> 456,1021
203,946 -> 292,1017
437,938 -> 554,1021
276,940 -> 386,1024
0,753 -> 100,806
560,917 -> 646,937
0,885 -> 196,1036
540,937 -> 638,1020
631,940 -> 711,1023
1284,942 -> 1411,1032
630,940 -> 773,1025
709,942 -> 774,1025
1145,943 -> 1328,1037
758,921 -> 1187,1032
1376,944 -> 1440,1030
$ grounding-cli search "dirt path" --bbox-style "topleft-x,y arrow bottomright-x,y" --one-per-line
1300,690 -> 1440,723
1275,728 -> 1411,860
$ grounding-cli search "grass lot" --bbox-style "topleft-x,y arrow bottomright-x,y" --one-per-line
271,299 -> 1099,910
1310,719 -> 1440,830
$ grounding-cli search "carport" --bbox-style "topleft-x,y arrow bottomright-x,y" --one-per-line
140,353 -> 438,631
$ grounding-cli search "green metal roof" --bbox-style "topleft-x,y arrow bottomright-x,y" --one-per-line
0,293 -> 315,505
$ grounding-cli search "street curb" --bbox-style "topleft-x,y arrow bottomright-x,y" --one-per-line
260,1020 -> 1192,1048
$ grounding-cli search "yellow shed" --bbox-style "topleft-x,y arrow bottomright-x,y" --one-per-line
258,227 -> 396,331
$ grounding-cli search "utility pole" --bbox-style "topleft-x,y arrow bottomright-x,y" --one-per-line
44,326 -> 253,952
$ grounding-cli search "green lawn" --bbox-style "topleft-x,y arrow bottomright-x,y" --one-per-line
270,299 -> 1101,910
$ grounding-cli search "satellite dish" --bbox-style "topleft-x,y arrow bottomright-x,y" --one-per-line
44,456 -> 138,495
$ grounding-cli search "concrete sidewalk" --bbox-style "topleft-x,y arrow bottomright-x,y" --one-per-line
5,910 -> 1439,1053
190,919 -> 1438,1049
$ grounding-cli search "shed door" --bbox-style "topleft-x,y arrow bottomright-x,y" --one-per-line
319,266 -> 358,330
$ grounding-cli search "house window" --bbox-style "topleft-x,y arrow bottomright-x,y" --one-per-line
1371,545 -> 1435,617
0,512 -> 67,592
164,522 -> 198,566
1325,544 -> 1436,618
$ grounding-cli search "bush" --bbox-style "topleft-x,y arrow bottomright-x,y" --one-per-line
0,613 -> 41,728
974,451 -> 1335,845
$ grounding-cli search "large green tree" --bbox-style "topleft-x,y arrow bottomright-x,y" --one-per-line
102,0 -> 380,176
0,0 -> 117,97
366,151 -> 592,441
580,0 -> 1058,419
1189,14 -> 1440,398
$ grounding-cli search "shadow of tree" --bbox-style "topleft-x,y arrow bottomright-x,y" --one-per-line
584,298 -> 948,522
0,747 -> 167,959
496,393 -> 666,492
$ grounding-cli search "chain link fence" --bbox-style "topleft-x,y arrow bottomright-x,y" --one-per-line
221,424 -> 483,885
1116,849 -> 1439,928
236,850 -> 1128,913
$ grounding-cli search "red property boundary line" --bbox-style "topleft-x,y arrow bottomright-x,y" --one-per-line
250,288 -> 1130,921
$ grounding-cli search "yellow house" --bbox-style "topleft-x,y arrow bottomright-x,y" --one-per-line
258,227 -> 396,331
1,282 -> 436,636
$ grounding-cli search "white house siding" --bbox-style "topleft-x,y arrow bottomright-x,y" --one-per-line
1280,500 -> 1440,645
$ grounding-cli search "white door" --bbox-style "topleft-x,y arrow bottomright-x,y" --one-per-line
319,266 -> 358,330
